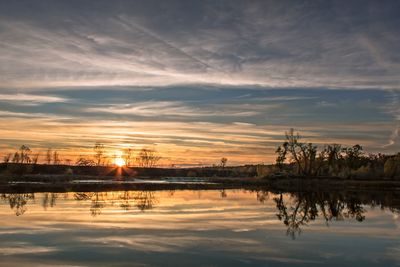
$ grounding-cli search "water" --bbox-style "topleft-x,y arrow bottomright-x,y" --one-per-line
0,189 -> 399,266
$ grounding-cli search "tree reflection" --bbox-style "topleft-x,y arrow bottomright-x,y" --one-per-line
117,191 -> 158,211
256,191 -> 270,203
90,193 -> 105,216
132,191 -> 158,211
71,191 -> 158,215
119,191 -> 133,210
42,193 -> 58,210
220,189 -> 227,198
1,193 -> 34,216
270,191 -> 368,239
73,192 -> 106,216
1,188 -> 398,239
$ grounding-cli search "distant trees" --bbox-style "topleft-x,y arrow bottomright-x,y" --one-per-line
93,143 -> 105,166
75,156 -> 95,166
46,148 -> 52,164
324,144 -> 342,175
19,145 -> 31,164
123,148 -> 134,167
1,143 -> 163,168
274,129 -> 397,178
7,145 -> 32,164
39,148 -> 61,165
220,157 -> 228,168
3,153 -> 12,164
12,152 -> 20,163
136,148 -> 161,167
31,153 -> 40,165
384,153 -> 400,178
53,151 -> 61,165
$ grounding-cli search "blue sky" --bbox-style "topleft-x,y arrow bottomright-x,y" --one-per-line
0,0 -> 399,165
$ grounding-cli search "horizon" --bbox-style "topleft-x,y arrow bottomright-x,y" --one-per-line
1,0 -> 399,166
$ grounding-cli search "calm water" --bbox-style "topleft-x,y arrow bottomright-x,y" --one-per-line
1,189 -> 400,266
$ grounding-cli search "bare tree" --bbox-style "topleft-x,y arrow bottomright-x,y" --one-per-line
53,151 -> 60,165
31,153 -> 40,165
12,152 -> 20,163
76,156 -> 95,166
45,148 -> 52,164
19,145 -> 31,164
93,142 -> 105,166
136,148 -> 161,167
122,148 -> 134,167
220,157 -> 228,168
275,129 -> 319,176
3,153 -> 12,163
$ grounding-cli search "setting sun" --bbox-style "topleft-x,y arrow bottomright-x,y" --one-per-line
114,157 -> 125,167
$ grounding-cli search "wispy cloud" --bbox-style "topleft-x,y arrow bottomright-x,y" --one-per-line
0,1 -> 399,89
0,93 -> 68,105
86,101 -> 259,117
0,1 -> 399,164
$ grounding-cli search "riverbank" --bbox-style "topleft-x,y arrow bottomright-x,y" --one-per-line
1,174 -> 400,193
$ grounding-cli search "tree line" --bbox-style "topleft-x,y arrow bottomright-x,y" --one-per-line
275,129 -> 400,179
2,143 -> 161,168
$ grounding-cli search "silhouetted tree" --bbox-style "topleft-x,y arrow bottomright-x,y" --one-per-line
53,151 -> 60,165
136,148 -> 161,167
19,145 -> 31,164
93,142 -> 105,166
45,148 -> 52,164
342,144 -> 364,170
31,153 -> 40,165
12,152 -> 20,163
322,144 -> 342,175
275,129 -> 320,176
123,148 -> 134,167
3,153 -> 12,163
275,145 -> 286,171
384,153 -> 400,178
220,157 -> 228,168
76,156 -> 95,166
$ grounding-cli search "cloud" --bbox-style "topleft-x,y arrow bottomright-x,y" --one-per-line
0,2 -> 399,164
382,90 -> 400,148
86,101 -> 259,118
0,1 -> 399,89
0,93 -> 68,105
383,126 -> 400,148
0,86 -> 398,164
0,242 -> 58,255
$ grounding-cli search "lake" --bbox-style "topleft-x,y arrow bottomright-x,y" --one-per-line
1,189 -> 400,266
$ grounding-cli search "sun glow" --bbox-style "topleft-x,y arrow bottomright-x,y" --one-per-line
115,157 -> 125,167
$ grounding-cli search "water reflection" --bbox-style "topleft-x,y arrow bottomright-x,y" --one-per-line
273,192 -> 366,239
1,189 -> 400,234
1,189 -> 400,266
69,191 -> 159,216
42,193 -> 58,210
0,193 -> 35,216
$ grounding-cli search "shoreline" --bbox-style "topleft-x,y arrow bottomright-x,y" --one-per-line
1,175 -> 400,193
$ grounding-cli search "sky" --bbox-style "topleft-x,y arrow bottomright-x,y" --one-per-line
0,0 -> 399,166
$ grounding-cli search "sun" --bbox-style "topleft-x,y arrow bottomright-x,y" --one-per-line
115,157 -> 125,167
